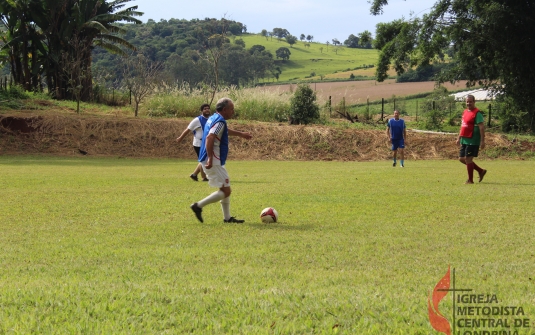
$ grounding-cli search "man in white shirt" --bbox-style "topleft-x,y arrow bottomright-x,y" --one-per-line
176,104 -> 211,181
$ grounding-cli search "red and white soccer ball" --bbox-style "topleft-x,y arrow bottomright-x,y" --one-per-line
260,207 -> 278,223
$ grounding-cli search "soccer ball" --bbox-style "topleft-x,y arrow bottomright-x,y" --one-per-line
260,207 -> 278,223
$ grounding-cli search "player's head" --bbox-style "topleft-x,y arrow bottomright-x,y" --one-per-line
216,98 -> 235,120
200,103 -> 211,117
465,95 -> 476,110
394,110 -> 400,120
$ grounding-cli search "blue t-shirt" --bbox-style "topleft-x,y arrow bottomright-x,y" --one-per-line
198,113 -> 229,165
387,118 -> 406,140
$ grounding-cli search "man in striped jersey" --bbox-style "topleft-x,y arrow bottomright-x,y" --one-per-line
190,98 -> 252,223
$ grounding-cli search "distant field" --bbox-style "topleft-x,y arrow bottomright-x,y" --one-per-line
240,34 -> 379,82
256,79 -> 474,105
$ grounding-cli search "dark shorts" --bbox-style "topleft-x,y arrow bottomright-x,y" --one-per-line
391,139 -> 405,151
193,146 -> 201,158
459,144 -> 479,158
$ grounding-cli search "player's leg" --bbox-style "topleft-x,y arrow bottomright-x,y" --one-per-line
190,164 -> 226,222
391,140 -> 398,167
459,145 -> 467,165
399,139 -> 405,167
190,146 -> 202,181
465,155 -> 475,184
219,183 -> 244,223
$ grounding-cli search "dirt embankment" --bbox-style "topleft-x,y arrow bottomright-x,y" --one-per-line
0,113 -> 531,161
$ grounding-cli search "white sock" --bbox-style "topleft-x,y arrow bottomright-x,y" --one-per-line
197,190 -> 225,208
220,196 -> 231,221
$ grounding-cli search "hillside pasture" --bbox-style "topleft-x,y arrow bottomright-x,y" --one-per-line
239,34 -> 378,82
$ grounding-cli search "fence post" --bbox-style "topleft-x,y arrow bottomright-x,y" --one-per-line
394,98 -> 396,112
329,96 -> 332,118
367,97 -> 370,117
381,98 -> 384,120
488,104 -> 492,127
416,100 -> 418,122
129,89 -> 132,105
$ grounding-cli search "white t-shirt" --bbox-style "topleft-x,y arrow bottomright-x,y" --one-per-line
187,116 -> 207,147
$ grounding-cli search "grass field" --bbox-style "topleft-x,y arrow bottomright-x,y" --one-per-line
239,34 -> 380,82
1,156 -> 534,334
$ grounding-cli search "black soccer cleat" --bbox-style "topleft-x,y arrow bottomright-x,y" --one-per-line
190,203 -> 203,223
190,174 -> 199,181
224,217 -> 244,224
393,162 -> 396,167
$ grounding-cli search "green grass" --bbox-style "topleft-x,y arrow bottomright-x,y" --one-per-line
1,156 -> 535,334
239,34 -> 378,82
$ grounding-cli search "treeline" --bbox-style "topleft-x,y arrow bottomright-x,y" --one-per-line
0,0 -> 142,101
92,18 -> 282,88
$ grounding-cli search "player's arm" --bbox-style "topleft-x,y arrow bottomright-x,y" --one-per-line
478,122 -> 486,149
403,127 -> 407,144
228,128 -> 252,140
204,133 -> 216,169
386,123 -> 391,142
176,128 -> 191,142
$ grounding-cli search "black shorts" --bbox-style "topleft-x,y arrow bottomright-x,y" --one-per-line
459,144 -> 479,158
193,146 -> 201,158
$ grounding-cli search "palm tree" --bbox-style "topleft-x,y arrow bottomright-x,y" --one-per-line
1,0 -> 142,101
46,0 -> 143,100
0,0 -> 45,91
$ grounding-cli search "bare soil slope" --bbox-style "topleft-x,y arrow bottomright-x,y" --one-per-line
1,113 -> 531,161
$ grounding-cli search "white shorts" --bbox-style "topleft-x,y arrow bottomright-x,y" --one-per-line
201,164 -> 230,188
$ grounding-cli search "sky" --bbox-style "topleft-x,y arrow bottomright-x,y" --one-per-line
129,0 -> 437,43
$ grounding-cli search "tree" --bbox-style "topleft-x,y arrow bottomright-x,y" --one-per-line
275,47 -> 291,61
358,30 -> 373,48
300,34 -> 305,41
234,38 -> 245,47
289,84 -> 320,125
285,34 -> 297,48
61,33 -> 91,114
371,0 -> 535,131
123,53 -> 162,117
344,34 -> 360,48
0,0 -> 142,101
332,38 -> 340,46
249,45 -> 266,54
306,35 -> 313,42
260,29 -> 268,40
272,27 -> 289,41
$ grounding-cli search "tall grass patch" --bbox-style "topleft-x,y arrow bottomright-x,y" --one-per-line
143,84 -> 292,122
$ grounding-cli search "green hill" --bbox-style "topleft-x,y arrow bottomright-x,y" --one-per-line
238,34 -> 379,82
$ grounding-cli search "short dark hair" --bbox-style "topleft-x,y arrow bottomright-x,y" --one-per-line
466,94 -> 475,102
216,98 -> 233,112
200,103 -> 210,112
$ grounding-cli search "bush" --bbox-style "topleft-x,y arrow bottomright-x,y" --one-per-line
0,85 -> 29,100
289,84 -> 320,124
421,87 -> 456,130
